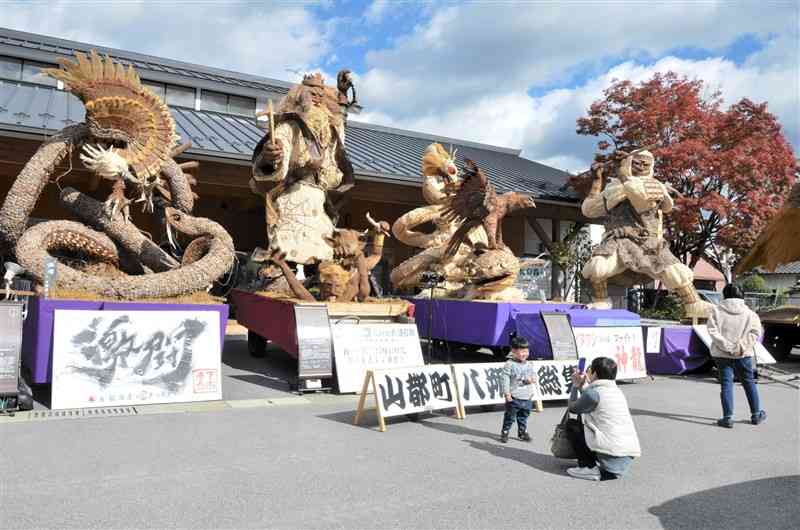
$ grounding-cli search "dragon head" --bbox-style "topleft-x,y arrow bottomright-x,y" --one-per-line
421,143 -> 459,204
45,51 -> 178,207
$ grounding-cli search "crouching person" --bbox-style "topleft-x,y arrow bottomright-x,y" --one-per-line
565,357 -> 641,481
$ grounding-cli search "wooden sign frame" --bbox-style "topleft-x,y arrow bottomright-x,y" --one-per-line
353,368 -> 464,432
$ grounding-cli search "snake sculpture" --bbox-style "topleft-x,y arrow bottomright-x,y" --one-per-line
0,51 -> 234,299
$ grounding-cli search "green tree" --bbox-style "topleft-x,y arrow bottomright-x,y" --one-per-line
737,274 -> 769,293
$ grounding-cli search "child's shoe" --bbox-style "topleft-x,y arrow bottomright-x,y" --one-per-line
518,431 -> 532,442
500,430 -> 509,443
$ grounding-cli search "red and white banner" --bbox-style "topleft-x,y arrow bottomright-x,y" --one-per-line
572,326 -> 647,379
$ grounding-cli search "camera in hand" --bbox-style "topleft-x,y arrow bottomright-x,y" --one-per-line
420,270 -> 445,287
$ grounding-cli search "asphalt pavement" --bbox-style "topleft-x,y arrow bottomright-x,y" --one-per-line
1,344 -> 798,530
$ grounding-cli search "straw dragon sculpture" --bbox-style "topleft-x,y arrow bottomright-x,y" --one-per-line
389,143 -> 489,294
390,145 -> 534,300
0,51 -> 234,299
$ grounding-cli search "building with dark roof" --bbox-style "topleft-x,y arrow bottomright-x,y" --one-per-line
0,26 -> 583,294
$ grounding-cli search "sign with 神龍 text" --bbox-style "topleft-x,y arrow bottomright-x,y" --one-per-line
51,310 -> 222,409
572,326 -> 647,379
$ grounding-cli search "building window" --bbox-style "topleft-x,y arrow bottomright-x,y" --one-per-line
0,56 -> 22,80
165,84 -> 195,108
142,80 -> 165,100
0,56 -> 58,86
229,94 -> 256,116
201,89 -> 255,116
203,90 -> 228,113
142,82 -> 200,109
21,60 -> 58,86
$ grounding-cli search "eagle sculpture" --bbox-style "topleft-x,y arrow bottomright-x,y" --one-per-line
737,181 -> 800,274
442,159 -> 536,258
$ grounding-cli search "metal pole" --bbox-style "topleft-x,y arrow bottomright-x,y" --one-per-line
426,283 -> 434,363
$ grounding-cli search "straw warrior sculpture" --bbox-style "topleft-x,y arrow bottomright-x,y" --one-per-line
0,51 -> 235,299
250,71 -> 355,264
580,149 -> 710,317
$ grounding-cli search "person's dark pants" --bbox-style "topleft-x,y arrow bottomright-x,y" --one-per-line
715,357 -> 762,420
501,398 -> 532,434
565,415 -> 619,481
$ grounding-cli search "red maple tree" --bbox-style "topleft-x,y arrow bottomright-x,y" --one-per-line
573,72 -> 797,277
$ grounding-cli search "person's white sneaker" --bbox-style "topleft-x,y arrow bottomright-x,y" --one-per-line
566,466 -> 601,481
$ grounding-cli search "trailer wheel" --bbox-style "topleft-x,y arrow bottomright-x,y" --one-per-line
248,331 -> 267,358
763,327 -> 793,361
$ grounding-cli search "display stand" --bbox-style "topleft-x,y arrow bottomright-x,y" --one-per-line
231,290 -> 413,392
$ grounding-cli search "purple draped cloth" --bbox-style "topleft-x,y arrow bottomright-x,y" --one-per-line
646,326 -> 712,375
411,298 -> 580,348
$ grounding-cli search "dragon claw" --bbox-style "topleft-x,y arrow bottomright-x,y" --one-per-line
105,181 -> 132,222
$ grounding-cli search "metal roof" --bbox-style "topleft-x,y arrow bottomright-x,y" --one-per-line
0,27 -> 291,95
0,80 -> 577,200
757,262 -> 800,275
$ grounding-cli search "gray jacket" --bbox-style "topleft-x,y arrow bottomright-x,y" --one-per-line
500,356 -> 537,400
707,298 -> 762,359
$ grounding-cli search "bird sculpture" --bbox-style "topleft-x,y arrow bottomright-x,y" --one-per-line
442,159 -> 536,258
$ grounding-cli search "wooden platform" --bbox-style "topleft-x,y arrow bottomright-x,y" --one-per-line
250,292 -> 411,318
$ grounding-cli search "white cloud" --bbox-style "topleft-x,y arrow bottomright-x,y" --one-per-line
2,0 -> 797,174
359,49 -> 798,175
353,1 -> 799,172
364,0 -> 390,24
359,2 -> 795,114
2,1 -> 331,80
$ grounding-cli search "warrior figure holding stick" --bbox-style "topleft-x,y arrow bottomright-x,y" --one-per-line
250,72 -> 355,265
580,148 -> 710,318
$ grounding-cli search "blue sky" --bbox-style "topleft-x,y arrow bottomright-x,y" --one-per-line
3,0 -> 798,172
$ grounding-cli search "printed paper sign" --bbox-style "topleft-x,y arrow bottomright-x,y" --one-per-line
453,360 -> 579,407
332,323 -> 423,393
372,364 -> 457,417
572,326 -> 647,379
52,310 -> 222,409
646,327 -> 662,354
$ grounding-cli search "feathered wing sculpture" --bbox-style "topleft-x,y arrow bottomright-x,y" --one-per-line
441,159 -> 495,258
441,159 -> 535,258
43,50 -> 177,181
737,182 -> 800,274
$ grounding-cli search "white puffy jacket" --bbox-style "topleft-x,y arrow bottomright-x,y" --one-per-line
582,380 -> 641,457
